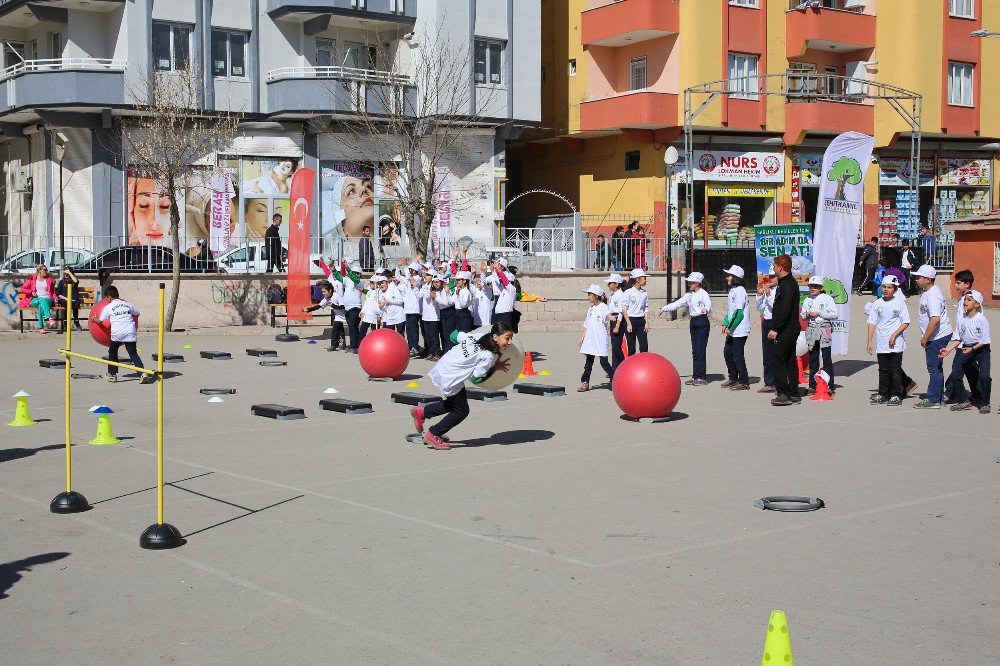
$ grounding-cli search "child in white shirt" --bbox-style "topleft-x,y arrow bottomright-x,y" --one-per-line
940,290 -> 991,414
801,276 -> 839,395
867,275 -> 910,405
96,286 -> 153,384
578,284 -> 612,392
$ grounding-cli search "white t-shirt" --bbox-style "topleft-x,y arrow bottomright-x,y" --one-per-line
580,302 -> 610,357
607,289 -> 626,316
360,288 -> 382,324
867,296 -> 909,353
726,286 -> 751,337
453,286 -> 472,311
662,289 -> 712,317
341,276 -> 362,308
402,278 -> 422,315
917,285 -> 952,340
487,272 -> 517,314
428,331 -> 498,397
36,278 -> 50,299
622,287 -> 649,318
472,285 -> 492,326
99,298 -> 140,343
379,283 -> 405,325
420,285 -> 440,322
756,288 -> 775,320
800,293 -> 838,325
953,311 -> 990,346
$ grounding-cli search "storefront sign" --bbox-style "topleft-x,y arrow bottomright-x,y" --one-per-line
798,153 -> 824,187
754,224 -> 813,278
878,156 -> 934,186
936,157 -> 991,186
693,150 -> 784,182
814,132 -> 875,356
706,185 -> 775,197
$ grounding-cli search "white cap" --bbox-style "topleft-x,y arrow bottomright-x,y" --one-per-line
685,272 -> 705,283
373,274 -> 387,283
408,261 -> 422,273
768,265 -> 776,276
350,263 -> 362,272
605,273 -> 624,284
456,271 -> 472,280
343,256 -> 352,265
584,284 -> 604,297
497,257 -> 509,268
881,275 -> 900,287
967,289 -> 984,305
630,268 -> 647,279
807,275 -> 824,287
422,262 -> 434,270
912,264 -> 936,279
431,272 -> 444,280
723,265 -> 745,279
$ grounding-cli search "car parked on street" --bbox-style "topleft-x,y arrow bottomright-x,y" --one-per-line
0,247 -> 94,273
75,246 -> 215,273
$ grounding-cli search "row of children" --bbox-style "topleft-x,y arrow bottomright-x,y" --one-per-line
303,250 -> 522,361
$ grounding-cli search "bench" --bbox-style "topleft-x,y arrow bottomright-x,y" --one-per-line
19,286 -> 96,333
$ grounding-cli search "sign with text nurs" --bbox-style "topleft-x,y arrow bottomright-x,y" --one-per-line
693,150 -> 784,182
754,224 -> 813,277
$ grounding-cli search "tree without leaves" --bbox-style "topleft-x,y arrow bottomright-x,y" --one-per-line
323,26 -> 504,259
113,65 -> 243,330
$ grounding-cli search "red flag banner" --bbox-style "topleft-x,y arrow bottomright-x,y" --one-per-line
286,167 -> 316,322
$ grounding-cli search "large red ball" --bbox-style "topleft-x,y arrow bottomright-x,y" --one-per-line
357,328 -> 410,379
89,299 -> 138,347
611,352 -> 682,419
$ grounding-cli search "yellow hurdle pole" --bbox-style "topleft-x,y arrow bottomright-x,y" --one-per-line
156,283 -> 165,525
60,350 -> 155,375
64,283 -> 73,493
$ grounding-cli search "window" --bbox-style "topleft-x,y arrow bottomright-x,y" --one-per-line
727,53 -> 759,99
949,0 -> 975,18
568,59 -> 576,76
625,151 -> 640,172
474,39 -> 504,85
211,31 -> 247,78
49,32 -> 62,58
948,61 -> 974,106
315,38 -> 335,68
823,66 -> 839,97
629,56 -> 647,91
3,42 -> 25,69
152,22 -> 192,71
729,0 -> 759,6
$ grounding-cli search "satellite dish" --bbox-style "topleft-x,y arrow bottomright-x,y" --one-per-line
664,146 -> 679,166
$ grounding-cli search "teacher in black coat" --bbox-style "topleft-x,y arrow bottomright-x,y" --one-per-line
767,254 -> 801,406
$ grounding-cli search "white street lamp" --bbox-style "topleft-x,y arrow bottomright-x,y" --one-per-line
663,146 -> 679,312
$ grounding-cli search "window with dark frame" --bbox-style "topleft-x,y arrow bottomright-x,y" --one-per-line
625,151 -> 640,172
474,38 -> 505,85
152,22 -> 192,72
211,30 -> 247,78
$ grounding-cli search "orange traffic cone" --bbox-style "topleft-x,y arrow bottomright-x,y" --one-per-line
621,336 -> 630,359
797,354 -> 809,385
810,371 -> 833,401
522,351 -> 538,377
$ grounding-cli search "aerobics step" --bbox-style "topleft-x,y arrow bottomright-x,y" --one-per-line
512,383 -> 566,397
390,392 -> 443,406
251,403 -> 306,420
200,388 -> 236,395
466,388 -> 508,402
200,351 -> 232,360
246,348 -> 278,357
152,353 -> 184,362
39,358 -> 66,368
319,398 -> 374,415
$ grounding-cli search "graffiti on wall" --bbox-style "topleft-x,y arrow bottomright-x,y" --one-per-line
0,282 -> 21,316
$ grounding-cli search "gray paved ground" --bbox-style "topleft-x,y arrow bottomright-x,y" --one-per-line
1,302 -> 999,664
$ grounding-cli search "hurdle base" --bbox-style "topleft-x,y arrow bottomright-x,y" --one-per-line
140,522 -> 185,550
50,491 -> 91,514
275,333 -> 299,342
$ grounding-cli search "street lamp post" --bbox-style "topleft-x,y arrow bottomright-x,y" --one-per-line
663,146 -> 679,317
53,132 -> 69,279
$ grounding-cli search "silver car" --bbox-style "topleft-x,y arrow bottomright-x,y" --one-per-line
0,247 -> 95,274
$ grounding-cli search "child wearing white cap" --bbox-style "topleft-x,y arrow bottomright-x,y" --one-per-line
801,276 -> 838,395
403,262 -> 424,357
755,266 -> 777,392
867,275 -> 910,405
940,290 -> 991,414
721,265 -> 751,391
359,275 -> 384,342
661,272 -> 712,385
578,284 -> 613,391
453,271 -> 474,333
420,273 -> 445,360
912,264 -> 952,409
378,273 -> 406,334
605,273 -> 627,373
622,268 -> 650,354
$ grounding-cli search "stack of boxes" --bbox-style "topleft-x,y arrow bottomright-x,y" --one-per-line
894,189 -> 920,238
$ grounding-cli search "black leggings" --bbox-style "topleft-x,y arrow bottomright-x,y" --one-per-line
423,320 -> 441,356
359,320 -> 377,342
440,306 -> 456,352
346,307 -> 361,350
108,341 -> 144,376
424,387 -> 470,437
582,354 -> 613,384
405,313 -> 421,350
625,317 -> 648,355
329,321 -> 345,348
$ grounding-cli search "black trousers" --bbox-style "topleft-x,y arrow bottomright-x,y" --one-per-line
405,313 -> 421,350
772,330 -> 800,398
108,341 -> 143,377
493,310 -> 514,329
359,320 -> 376,344
345,307 -> 361,350
610,319 -> 625,374
948,345 -> 992,406
423,320 -> 442,356
761,318 -> 775,386
581,354 -> 613,384
625,316 -> 648,355
440,306 -> 456,351
425,387 -> 470,437
329,321 -> 345,348
265,243 -> 283,272
690,315 -> 710,380
384,322 -> 405,335
877,352 -> 904,399
808,341 -> 835,389
456,309 -> 474,333
862,266 -> 876,293
723,335 -> 749,384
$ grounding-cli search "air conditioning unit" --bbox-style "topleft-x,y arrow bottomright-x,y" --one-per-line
12,167 -> 32,193
843,0 -> 866,10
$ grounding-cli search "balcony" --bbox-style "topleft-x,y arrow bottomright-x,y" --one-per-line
0,59 -> 127,114
266,66 -> 415,117
267,0 -> 415,22
581,0 -> 679,47
785,4 -> 876,58
784,74 -> 873,143
579,91 -> 677,132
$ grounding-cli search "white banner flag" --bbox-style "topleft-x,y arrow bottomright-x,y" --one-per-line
813,132 -> 875,356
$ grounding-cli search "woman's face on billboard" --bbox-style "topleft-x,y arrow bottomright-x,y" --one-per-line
340,176 -> 374,237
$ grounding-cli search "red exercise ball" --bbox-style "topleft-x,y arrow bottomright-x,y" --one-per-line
357,328 -> 410,379
88,299 -> 138,347
611,352 -> 682,420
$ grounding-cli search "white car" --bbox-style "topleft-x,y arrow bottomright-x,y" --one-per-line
216,242 -> 322,273
0,247 -> 95,273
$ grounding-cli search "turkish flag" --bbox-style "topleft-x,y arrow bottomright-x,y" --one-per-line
286,167 -> 316,322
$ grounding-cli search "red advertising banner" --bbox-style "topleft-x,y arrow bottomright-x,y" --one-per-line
286,167 -> 316,322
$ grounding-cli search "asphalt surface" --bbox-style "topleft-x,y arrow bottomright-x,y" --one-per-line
1,302 -> 999,664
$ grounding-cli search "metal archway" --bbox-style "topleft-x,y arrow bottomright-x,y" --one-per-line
503,188 -> 578,217
682,73 -> 922,263
502,189 -> 580,270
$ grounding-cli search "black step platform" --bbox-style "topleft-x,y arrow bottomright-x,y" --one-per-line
467,388 -> 508,402
390,392 -> 443,406
200,351 -> 232,360
246,348 -> 278,357
152,353 -> 184,363
200,388 -> 237,395
251,404 -> 305,420
259,360 -> 287,366
39,358 -> 66,368
512,383 -> 566,397
319,398 -> 373,415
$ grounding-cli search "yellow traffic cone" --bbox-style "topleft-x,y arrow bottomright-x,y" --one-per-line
8,390 -> 37,427
761,610 -> 794,665
89,406 -> 120,446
